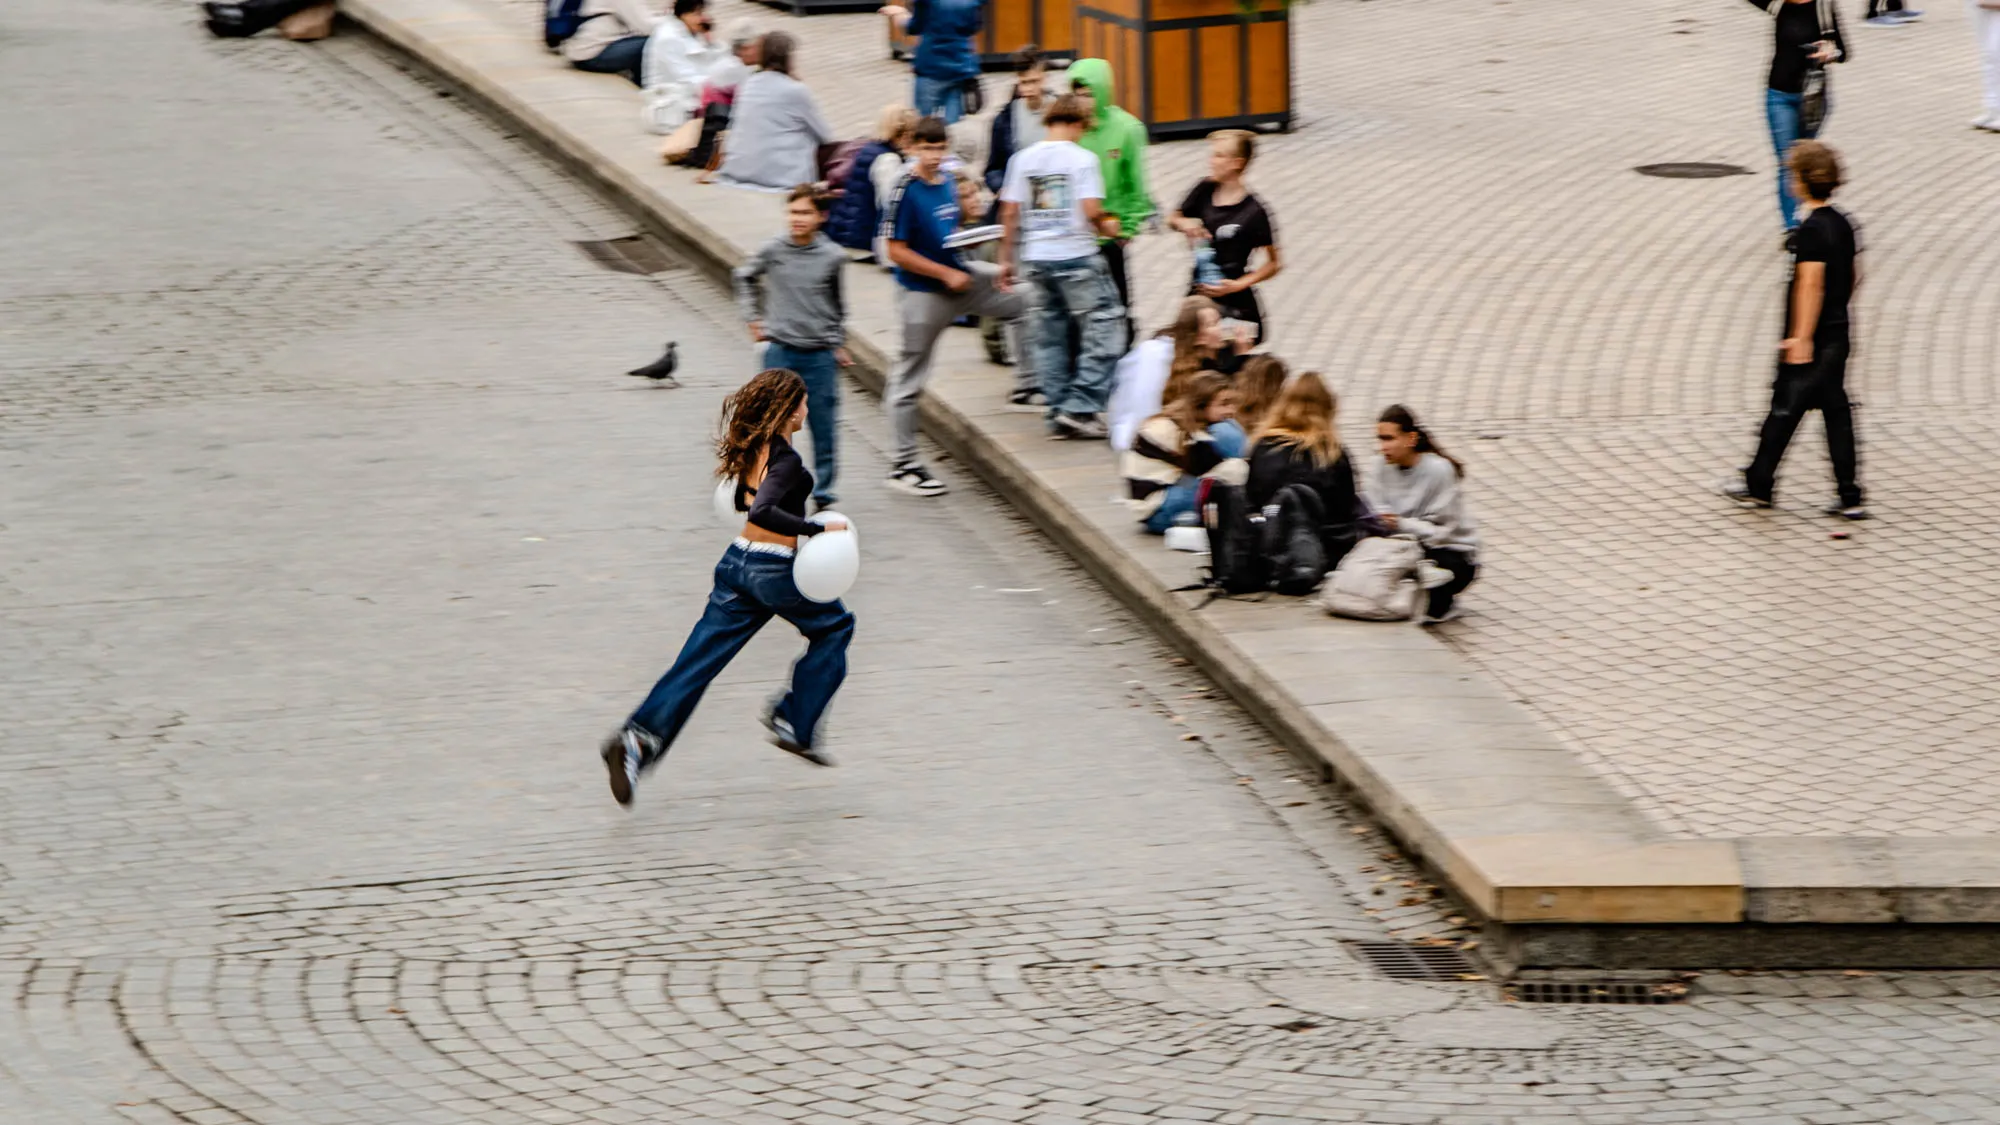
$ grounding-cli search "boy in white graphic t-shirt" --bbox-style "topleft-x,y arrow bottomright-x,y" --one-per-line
998,95 -> 1127,440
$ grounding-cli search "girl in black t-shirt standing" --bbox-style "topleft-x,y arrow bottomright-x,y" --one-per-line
1169,130 -> 1283,343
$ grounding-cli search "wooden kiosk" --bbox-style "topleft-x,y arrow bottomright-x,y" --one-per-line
1073,0 -> 1291,139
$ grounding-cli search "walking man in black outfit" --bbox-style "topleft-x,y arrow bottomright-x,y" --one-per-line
1721,140 -> 1868,520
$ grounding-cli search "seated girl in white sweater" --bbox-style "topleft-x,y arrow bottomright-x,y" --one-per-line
1372,404 -> 1479,624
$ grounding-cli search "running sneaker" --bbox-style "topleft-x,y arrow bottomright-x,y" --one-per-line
1975,116 -> 2000,134
1007,388 -> 1047,413
886,463 -> 948,497
762,710 -> 835,767
1821,500 -> 1871,521
1863,13 -> 1904,25
1715,477 -> 1773,509
1420,604 -> 1463,626
600,725 -> 662,807
1050,412 -> 1109,440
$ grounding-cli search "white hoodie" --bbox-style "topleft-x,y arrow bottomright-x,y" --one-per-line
1107,337 -> 1174,452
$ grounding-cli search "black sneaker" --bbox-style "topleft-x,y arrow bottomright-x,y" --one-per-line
1715,478 -> 1772,509
1050,412 -> 1109,440
762,711 -> 834,767
599,726 -> 662,807
886,463 -> 948,497
1007,388 -> 1046,413
1821,501 -> 1870,520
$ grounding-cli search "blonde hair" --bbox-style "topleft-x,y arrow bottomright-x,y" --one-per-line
1252,371 -> 1341,468
1209,128 -> 1255,167
876,104 -> 919,145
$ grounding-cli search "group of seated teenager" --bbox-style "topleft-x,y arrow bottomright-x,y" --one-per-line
1116,296 -> 1481,623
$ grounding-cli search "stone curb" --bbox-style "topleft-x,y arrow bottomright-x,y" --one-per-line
334,0 -> 2000,958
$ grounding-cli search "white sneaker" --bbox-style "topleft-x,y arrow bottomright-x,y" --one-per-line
1974,115 -> 2000,134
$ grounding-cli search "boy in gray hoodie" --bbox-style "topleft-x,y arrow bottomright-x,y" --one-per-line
733,185 -> 851,508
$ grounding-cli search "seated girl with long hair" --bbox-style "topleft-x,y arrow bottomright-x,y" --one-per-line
1373,404 -> 1479,624
1246,371 -> 1367,569
1107,295 -> 1253,452
1123,371 -> 1243,535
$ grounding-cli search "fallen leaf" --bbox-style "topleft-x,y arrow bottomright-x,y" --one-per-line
1357,865 -> 1377,873
1456,973 -> 1488,982
1446,916 -> 1468,926
1841,969 -> 1873,978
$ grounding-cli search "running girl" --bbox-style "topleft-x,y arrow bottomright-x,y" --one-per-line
601,368 -> 854,806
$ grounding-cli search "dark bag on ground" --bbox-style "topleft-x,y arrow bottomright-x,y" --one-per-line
1195,480 -> 1332,597
202,0 -> 322,37
674,104 -> 729,169
1262,484 -> 1330,597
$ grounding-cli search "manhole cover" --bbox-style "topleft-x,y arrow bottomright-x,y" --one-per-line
1348,941 -> 1477,981
1507,980 -> 1689,1005
573,235 -> 684,275
1633,162 -> 1752,179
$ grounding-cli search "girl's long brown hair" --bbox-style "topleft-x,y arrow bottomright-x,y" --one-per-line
1157,370 -> 1233,450
716,368 -> 807,482
1231,354 -> 1287,435
1252,370 -> 1341,468
1161,296 -> 1220,406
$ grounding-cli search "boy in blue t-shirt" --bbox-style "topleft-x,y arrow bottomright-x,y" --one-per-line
877,116 -> 1027,497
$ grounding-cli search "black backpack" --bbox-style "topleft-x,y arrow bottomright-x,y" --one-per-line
1191,480 -> 1331,599
1198,479 -> 1271,596
1263,484 -> 1329,597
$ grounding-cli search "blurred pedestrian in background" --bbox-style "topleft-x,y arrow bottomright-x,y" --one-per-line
1748,0 -> 1847,234
1975,0 -> 2000,131
562,0 -> 662,85
880,0 -> 984,123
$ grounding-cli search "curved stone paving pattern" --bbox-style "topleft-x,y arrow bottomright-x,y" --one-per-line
16,956 -> 2000,1123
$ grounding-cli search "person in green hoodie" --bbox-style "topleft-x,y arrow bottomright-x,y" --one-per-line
1066,58 -> 1154,322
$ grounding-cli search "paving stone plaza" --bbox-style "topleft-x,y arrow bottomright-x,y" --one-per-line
5,0 -> 2000,1122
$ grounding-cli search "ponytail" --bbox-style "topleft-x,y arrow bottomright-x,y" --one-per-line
1378,403 -> 1464,479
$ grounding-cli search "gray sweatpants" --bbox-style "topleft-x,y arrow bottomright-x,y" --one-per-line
887,260 -> 1027,468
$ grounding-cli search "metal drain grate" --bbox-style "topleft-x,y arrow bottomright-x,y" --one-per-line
1633,162 -> 1752,179
1507,981 -> 1689,1005
573,235 -> 684,275
1349,941 -> 1476,981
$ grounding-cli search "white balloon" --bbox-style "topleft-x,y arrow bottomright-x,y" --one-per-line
713,480 -> 739,526
794,515 -> 859,602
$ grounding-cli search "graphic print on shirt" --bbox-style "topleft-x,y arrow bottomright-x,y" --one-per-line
1026,173 -> 1074,233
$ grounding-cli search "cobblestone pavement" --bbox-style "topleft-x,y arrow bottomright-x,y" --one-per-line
467,0 -> 2000,837
9,1 -> 2000,1122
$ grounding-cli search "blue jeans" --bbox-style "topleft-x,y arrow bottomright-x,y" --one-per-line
913,74 -> 967,124
763,342 -> 840,504
1141,421 -> 1247,534
629,544 -> 855,752
1764,87 -> 1825,230
573,35 -> 648,85
1022,255 -> 1127,420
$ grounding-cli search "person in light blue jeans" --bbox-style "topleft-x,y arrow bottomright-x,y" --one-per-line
884,0 -> 982,124
733,186 -> 851,507
1021,256 -> 1127,425
1748,0 -> 1847,230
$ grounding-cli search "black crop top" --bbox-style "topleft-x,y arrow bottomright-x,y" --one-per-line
733,436 -> 822,538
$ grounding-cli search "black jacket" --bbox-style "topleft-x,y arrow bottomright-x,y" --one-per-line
1247,442 -> 1364,560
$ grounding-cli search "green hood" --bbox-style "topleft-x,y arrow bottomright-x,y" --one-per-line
1067,57 -> 1117,112
1065,57 -> 1154,234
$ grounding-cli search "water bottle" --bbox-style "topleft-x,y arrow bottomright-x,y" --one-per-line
1193,240 -> 1225,288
